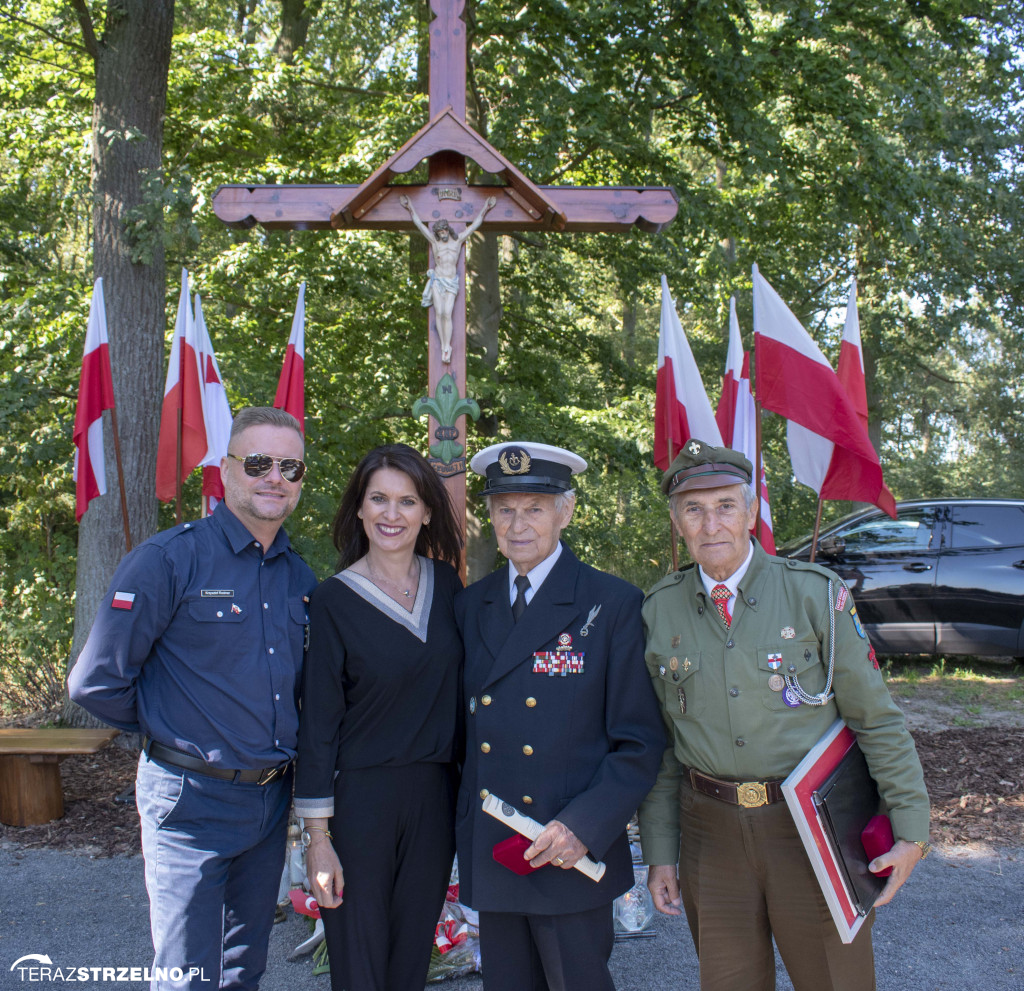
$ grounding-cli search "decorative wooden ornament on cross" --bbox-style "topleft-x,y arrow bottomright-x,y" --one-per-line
212,0 -> 678,561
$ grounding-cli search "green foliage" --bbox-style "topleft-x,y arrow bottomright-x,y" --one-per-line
0,1 -> 1022,691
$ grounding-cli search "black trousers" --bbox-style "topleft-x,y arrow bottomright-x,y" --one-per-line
478,902 -> 615,991
677,776 -> 876,991
320,762 -> 456,991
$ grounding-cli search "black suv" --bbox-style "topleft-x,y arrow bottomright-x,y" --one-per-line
777,499 -> 1024,658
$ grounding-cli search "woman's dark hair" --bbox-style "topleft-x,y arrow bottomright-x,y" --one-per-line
332,444 -> 463,570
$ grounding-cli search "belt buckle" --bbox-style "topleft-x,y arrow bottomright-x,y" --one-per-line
736,782 -> 768,808
257,766 -> 281,786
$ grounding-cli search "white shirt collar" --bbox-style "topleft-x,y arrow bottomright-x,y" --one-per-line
699,540 -> 754,599
507,541 -> 563,607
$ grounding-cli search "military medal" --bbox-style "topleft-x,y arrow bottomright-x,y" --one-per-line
469,697 -> 477,714
767,653 -> 782,670
781,626 -> 795,639
677,687 -> 687,714
768,674 -> 785,692
658,665 -> 666,676
580,604 -> 602,637
783,687 -> 801,707
669,657 -> 679,671
556,632 -> 573,652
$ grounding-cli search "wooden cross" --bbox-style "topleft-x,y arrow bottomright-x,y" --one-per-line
213,0 -> 677,561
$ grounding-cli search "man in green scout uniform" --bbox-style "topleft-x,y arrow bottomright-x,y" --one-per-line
638,439 -> 930,991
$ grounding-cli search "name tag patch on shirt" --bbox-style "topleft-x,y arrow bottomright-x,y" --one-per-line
201,589 -> 235,597
111,591 -> 135,611
533,652 -> 584,676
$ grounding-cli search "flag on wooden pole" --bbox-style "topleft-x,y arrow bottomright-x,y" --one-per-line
72,278 -> 116,521
654,275 -> 721,470
715,297 -> 776,553
828,280 -> 896,515
193,294 -> 232,516
155,269 -> 208,504
274,282 -> 306,432
752,266 -> 895,518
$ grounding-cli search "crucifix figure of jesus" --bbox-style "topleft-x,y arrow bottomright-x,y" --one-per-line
212,0 -> 677,568
400,193 -> 497,363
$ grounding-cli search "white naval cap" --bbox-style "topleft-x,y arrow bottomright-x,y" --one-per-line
470,441 -> 587,496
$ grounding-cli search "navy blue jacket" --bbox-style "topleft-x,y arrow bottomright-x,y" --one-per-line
454,544 -> 663,914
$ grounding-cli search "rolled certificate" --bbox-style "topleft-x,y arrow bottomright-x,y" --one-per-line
482,793 -> 606,882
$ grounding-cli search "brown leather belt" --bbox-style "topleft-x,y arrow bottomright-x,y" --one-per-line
686,767 -> 784,808
145,738 -> 290,786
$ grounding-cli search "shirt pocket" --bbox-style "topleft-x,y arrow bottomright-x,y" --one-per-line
652,651 -> 705,719
290,599 -> 310,652
186,598 -> 245,624
757,641 -> 823,710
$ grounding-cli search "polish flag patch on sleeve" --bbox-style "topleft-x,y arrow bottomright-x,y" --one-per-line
111,591 -> 136,610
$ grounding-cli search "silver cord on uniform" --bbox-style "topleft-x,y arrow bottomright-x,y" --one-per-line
784,578 -> 839,706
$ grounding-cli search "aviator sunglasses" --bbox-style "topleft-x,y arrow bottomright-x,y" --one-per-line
227,453 -> 306,483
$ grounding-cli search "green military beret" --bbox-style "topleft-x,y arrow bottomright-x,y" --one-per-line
660,438 -> 753,496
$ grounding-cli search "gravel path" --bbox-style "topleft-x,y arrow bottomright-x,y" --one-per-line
2,843 -> 1020,990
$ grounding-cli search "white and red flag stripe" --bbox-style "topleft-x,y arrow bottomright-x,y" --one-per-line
752,266 -> 895,518
715,297 -> 776,553
654,275 -> 721,470
274,282 -> 306,433
193,293 -> 233,515
72,278 -> 116,521
156,269 -> 208,503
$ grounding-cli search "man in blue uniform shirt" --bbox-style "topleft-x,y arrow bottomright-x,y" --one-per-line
456,441 -> 663,991
69,407 -> 316,991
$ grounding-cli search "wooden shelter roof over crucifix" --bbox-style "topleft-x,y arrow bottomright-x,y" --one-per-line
212,0 -> 678,560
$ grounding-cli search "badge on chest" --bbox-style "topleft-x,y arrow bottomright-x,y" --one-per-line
532,652 -> 585,676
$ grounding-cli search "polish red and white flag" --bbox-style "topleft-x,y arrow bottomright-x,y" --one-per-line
715,297 -> 776,552
72,278 -> 116,521
753,266 -> 896,517
193,294 -> 233,516
654,275 -> 721,470
274,282 -> 306,433
155,269 -> 208,503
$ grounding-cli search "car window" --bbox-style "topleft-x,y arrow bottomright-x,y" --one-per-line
835,511 -> 937,554
951,504 -> 1024,549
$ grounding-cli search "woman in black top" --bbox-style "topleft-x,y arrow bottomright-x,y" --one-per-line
295,444 -> 463,991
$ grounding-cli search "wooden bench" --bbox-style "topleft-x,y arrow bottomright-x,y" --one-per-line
0,728 -> 120,826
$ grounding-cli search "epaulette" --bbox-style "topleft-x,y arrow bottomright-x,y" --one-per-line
147,518 -> 202,549
644,563 -> 696,602
776,555 -> 844,584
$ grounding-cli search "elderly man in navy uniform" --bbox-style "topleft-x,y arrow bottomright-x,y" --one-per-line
69,407 -> 316,991
456,441 -> 664,991
639,439 -> 930,991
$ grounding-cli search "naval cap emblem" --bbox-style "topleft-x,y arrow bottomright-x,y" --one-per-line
498,446 -> 531,475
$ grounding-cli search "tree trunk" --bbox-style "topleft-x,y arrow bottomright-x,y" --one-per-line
65,0 -> 175,726
273,0 -> 321,63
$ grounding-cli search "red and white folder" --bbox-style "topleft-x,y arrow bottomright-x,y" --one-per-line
781,719 -> 867,943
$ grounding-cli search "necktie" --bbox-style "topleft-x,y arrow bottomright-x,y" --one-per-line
710,584 -> 732,628
512,574 -> 531,621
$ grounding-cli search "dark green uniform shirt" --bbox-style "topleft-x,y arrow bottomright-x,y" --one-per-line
637,541 -> 930,866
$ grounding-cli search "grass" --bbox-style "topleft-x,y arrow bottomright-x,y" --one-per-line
883,656 -> 1024,713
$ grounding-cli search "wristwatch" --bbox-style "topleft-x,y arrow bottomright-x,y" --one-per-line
301,825 -> 333,846
910,839 -> 931,859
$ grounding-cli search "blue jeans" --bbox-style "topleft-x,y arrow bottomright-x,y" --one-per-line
136,753 -> 291,991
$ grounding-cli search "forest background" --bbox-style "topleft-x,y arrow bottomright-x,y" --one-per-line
1,0 -> 1021,714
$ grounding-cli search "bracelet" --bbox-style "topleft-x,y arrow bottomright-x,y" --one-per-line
301,825 -> 333,844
